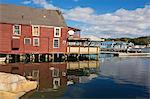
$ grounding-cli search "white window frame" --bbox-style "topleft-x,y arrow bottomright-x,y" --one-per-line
13,25 -> 21,35
53,38 -> 59,48
54,27 -> 61,37
53,78 -> 60,89
52,68 -> 59,77
32,70 -> 39,78
24,38 -> 31,45
32,25 -> 40,36
33,38 -> 40,46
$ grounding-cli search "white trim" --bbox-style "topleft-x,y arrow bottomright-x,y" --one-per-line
32,25 -> 40,36
24,38 -> 31,45
53,38 -> 59,48
54,27 -> 61,37
52,68 -> 59,77
13,25 -> 21,35
12,36 -> 20,39
40,25 -> 54,28
33,38 -> 40,46
31,24 -> 65,28
53,78 -> 60,89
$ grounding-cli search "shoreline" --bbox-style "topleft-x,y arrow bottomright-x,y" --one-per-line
0,72 -> 37,99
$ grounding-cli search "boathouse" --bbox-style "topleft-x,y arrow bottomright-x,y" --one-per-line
0,4 -> 100,62
0,4 -> 70,62
0,4 -> 68,54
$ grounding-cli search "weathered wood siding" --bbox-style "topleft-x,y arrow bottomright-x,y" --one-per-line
0,23 -> 12,53
0,23 -> 68,54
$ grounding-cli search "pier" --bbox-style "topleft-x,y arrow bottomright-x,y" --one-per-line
100,51 -> 150,57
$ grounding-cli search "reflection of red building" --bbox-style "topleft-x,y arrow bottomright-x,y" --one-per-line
0,63 -> 67,91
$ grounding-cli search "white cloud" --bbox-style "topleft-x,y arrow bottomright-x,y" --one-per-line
21,0 -> 32,4
64,5 -> 150,38
22,0 -> 58,9
22,0 -> 150,38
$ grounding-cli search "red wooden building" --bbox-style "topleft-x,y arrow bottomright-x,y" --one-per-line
0,4 -> 69,54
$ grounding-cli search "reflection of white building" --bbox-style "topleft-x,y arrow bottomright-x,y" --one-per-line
79,74 -> 98,83
67,61 -> 100,85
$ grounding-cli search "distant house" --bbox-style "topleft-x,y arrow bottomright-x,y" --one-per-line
100,41 -> 134,51
100,41 -> 114,49
134,45 -> 146,48
0,4 -> 68,54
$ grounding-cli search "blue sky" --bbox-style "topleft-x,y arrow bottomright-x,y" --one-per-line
0,0 -> 150,38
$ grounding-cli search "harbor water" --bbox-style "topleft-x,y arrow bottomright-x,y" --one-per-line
0,55 -> 149,98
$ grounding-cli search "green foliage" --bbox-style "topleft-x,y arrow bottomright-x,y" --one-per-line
105,36 -> 150,45
129,36 -> 150,45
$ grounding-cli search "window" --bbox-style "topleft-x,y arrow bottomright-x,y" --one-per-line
54,27 -> 61,37
53,38 -> 59,48
53,78 -> 60,89
24,38 -> 31,44
32,70 -> 39,78
12,37 -> 20,50
52,68 -> 59,77
33,38 -> 40,46
32,25 -> 40,36
13,25 -> 21,35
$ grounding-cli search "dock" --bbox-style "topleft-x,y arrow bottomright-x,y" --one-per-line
100,51 -> 150,57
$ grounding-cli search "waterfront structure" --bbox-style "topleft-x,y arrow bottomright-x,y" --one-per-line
134,45 -> 147,48
67,27 -> 100,60
0,4 -> 68,55
0,4 -> 100,62
100,41 -> 134,51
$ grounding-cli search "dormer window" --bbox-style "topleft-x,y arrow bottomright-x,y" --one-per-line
13,25 -> 21,35
32,25 -> 40,36
54,27 -> 61,37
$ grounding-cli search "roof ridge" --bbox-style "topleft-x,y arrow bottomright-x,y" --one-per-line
0,4 -> 59,11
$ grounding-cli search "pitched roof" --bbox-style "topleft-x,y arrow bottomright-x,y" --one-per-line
0,4 -> 67,27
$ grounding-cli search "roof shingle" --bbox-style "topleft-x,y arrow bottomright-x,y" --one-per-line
0,4 -> 67,27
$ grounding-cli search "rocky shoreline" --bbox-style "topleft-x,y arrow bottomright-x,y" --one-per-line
0,72 -> 37,99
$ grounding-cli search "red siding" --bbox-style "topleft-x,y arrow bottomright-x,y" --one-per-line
0,23 -> 12,53
0,23 -> 69,54
12,39 -> 20,49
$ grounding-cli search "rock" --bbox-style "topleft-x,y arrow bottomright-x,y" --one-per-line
0,91 -> 18,99
0,72 -> 37,99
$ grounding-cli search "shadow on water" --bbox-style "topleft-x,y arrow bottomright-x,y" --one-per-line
0,57 -> 150,98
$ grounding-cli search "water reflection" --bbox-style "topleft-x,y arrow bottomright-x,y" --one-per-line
0,61 -> 100,98
0,57 -> 149,98
100,57 -> 150,88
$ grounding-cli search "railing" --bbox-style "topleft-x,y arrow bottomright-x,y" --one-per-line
67,46 -> 100,54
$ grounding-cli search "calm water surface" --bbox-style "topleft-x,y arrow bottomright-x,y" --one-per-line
0,57 -> 149,98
